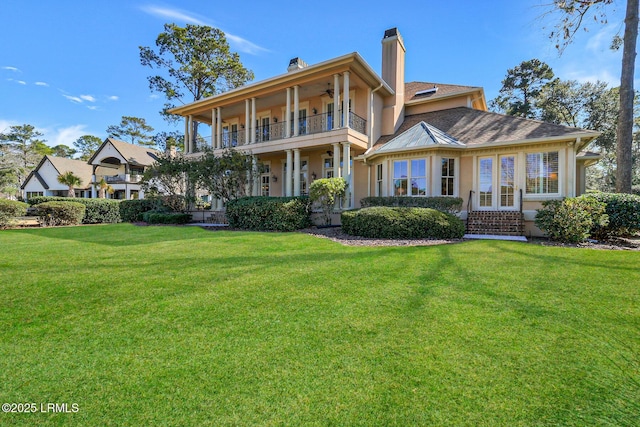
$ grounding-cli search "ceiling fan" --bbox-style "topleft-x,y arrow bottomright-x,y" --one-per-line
321,83 -> 334,98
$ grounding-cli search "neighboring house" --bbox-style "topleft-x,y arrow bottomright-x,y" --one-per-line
169,28 -> 600,236
21,138 -> 160,201
88,138 -> 160,200
21,155 -> 93,200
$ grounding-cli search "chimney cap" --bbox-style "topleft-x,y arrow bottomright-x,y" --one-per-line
287,57 -> 309,72
383,28 -> 398,38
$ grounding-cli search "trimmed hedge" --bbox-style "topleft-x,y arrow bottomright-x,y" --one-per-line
142,211 -> 192,224
27,196 -> 121,224
120,199 -> 161,222
36,201 -> 86,227
535,197 -> 609,243
0,199 -> 28,217
341,206 -> 465,239
0,199 -> 28,229
581,192 -> 640,238
226,197 -> 311,232
360,196 -> 463,214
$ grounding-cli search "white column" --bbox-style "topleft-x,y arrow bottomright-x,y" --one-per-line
333,143 -> 341,178
333,74 -> 340,129
251,98 -> 257,144
216,108 -> 222,149
293,149 -> 301,197
367,87 -> 373,147
245,100 -> 250,145
343,143 -> 351,208
285,87 -> 291,138
91,174 -> 97,198
211,108 -> 218,149
343,71 -> 350,129
293,85 -> 300,137
252,156 -> 260,196
184,116 -> 190,153
285,150 -> 293,197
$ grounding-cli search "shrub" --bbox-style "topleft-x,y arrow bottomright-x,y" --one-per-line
142,211 -> 192,224
36,201 -> 86,227
0,199 -> 29,229
341,206 -> 465,239
580,192 -> 640,238
226,197 -> 311,231
27,196 -> 121,224
535,197 -> 609,243
309,177 -> 347,226
360,196 -> 463,214
120,198 -> 161,222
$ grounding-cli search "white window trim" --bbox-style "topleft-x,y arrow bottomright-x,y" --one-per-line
523,149 -> 563,200
391,157 -> 429,197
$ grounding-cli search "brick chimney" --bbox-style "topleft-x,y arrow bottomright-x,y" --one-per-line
381,28 -> 405,135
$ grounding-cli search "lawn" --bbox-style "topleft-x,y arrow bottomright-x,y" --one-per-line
0,224 -> 638,426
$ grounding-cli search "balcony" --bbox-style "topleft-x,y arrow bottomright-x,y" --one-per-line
194,111 -> 366,152
102,174 -> 143,184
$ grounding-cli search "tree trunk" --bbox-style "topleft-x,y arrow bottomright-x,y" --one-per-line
616,0 -> 639,193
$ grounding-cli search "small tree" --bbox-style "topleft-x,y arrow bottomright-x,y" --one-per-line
142,151 -> 196,211
309,177 -> 347,226
106,116 -> 155,147
57,171 -> 83,198
193,148 -> 258,203
73,135 -> 103,161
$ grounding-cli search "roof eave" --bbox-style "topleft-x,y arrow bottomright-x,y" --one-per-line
404,87 -> 483,106
467,132 -> 600,150
169,52 -> 394,116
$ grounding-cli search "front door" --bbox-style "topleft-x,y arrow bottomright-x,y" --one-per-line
478,157 -> 493,209
478,155 -> 518,210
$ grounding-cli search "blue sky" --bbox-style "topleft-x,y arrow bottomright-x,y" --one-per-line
0,0 -> 628,150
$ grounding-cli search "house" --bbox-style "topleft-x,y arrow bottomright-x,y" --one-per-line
88,138 -> 160,200
169,28 -> 600,236
21,155 -> 93,199
21,138 -> 160,201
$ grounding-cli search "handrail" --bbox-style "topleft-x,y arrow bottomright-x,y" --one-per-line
466,190 -> 474,234
519,188 -> 523,213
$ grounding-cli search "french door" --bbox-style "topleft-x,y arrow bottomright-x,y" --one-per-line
478,155 -> 517,210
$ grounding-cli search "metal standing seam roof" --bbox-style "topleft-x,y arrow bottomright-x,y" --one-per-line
374,121 -> 466,155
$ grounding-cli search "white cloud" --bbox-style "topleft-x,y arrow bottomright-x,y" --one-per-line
107,95 -> 119,101
0,119 -> 18,133
2,66 -> 20,72
87,106 -> 99,111
149,93 -> 160,100
63,94 -> 83,103
7,78 -> 26,85
34,81 -> 49,87
140,5 -> 205,24
80,94 -> 96,102
140,4 -> 268,54
40,124 -> 88,147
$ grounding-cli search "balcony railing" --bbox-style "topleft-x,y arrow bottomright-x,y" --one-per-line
102,174 -> 143,183
193,111 -> 367,152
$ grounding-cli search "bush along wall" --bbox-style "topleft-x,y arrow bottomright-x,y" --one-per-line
225,197 -> 311,232
142,211 -> 192,225
360,196 -> 463,214
535,197 -> 609,243
580,192 -> 640,239
120,199 -> 162,222
341,206 -> 465,239
36,201 -> 86,227
27,196 -> 121,224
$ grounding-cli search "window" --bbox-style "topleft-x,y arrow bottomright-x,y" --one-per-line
479,157 -> 493,207
376,164 -> 383,196
261,163 -> 270,196
394,159 -> 427,196
441,158 -> 455,196
526,152 -> 558,194
26,191 -> 43,199
323,157 -> 334,178
411,159 -> 427,196
393,161 -> 408,196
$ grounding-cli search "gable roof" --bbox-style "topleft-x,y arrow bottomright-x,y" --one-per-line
374,121 -> 465,155
21,155 -> 93,189
374,107 -> 599,149
89,138 -> 160,166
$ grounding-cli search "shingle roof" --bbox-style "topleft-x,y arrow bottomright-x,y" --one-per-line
46,156 -> 93,188
375,121 -> 465,155
405,81 -> 481,103
106,138 -> 160,166
373,107 -> 599,150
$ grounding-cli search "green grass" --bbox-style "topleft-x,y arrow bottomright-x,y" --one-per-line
0,224 -> 638,426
